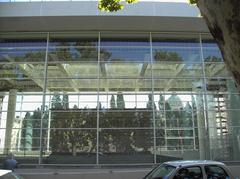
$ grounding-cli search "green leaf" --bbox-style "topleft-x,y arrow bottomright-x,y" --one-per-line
125,0 -> 138,4
98,0 -> 124,12
189,0 -> 197,4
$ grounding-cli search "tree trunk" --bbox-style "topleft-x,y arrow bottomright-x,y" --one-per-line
197,0 -> 240,89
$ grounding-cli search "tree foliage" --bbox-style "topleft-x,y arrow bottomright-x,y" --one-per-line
98,0 -> 196,12
98,0 -> 138,12
154,51 -> 183,62
116,92 -> 125,109
110,94 -> 116,109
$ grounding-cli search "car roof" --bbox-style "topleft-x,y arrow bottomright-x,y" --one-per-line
0,169 -> 11,176
163,160 -> 225,167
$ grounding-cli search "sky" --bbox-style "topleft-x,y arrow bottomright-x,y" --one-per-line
0,0 -> 189,2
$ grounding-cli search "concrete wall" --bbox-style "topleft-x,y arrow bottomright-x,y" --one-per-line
16,166 -> 240,179
0,1 -> 208,32
16,168 -> 150,179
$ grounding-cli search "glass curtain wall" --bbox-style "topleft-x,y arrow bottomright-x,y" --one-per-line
0,32 -> 240,166
0,33 -> 47,164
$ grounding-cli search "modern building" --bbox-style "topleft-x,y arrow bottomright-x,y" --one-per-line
0,0 -> 240,167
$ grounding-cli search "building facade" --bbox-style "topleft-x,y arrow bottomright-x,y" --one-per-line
0,1 -> 240,166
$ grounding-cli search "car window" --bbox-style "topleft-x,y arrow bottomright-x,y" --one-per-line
173,166 -> 203,179
144,164 -> 176,179
204,165 -> 229,179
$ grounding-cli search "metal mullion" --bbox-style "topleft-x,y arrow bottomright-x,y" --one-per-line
96,32 -> 101,165
150,32 -> 157,164
200,33 -> 210,159
191,92 -> 197,150
39,32 -> 49,165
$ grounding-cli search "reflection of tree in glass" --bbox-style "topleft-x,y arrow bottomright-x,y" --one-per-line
21,106 -> 48,151
24,51 -> 45,62
155,94 -> 165,147
62,94 -> 69,109
76,42 -> 98,61
50,93 -> 96,156
132,110 -> 152,152
110,95 -> 116,109
154,50 -> 183,61
55,42 -> 72,61
204,56 -> 222,62
146,94 -> 156,109
117,92 -> 125,109
76,42 -> 111,61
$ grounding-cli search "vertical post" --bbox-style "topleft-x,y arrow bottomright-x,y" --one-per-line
17,94 -> 24,151
47,96 -> 51,152
191,93 -> 197,150
150,32 -> 157,164
39,32 -> 49,164
4,89 -> 17,154
199,34 -> 210,159
96,32 -> 101,165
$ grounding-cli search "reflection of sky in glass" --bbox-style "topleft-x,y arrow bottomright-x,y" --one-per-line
101,41 -> 149,47
202,43 -> 222,60
153,42 -> 200,62
101,47 -> 150,62
0,40 -> 221,62
0,42 -> 46,61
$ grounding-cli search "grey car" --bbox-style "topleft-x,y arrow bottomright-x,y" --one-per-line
143,160 -> 236,179
0,170 -> 24,179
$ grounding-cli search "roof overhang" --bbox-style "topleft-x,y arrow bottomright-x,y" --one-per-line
0,1 -> 209,33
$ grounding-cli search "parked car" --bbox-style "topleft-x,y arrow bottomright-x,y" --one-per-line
0,169 -> 24,179
143,160 -> 235,179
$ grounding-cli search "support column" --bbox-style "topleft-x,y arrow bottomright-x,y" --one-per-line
195,94 -> 206,159
0,96 -> 4,124
4,89 -> 17,154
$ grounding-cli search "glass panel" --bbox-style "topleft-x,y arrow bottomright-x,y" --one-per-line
152,33 -> 200,63
99,129 -> 154,164
100,32 -> 149,47
99,110 -> 153,128
100,61 -> 151,78
153,62 -> 202,78
0,33 -> 47,62
49,32 -> 98,62
100,79 -> 152,92
49,93 -> 97,127
154,92 -> 203,159
201,35 -> 223,63
100,47 -> 150,62
0,128 -> 40,164
47,79 -> 99,92
208,107 -> 240,161
0,62 -> 45,79
153,78 -> 204,92
43,129 -> 97,164
47,62 -> 98,78
100,32 -> 150,62
99,92 -> 151,109
204,62 -> 229,78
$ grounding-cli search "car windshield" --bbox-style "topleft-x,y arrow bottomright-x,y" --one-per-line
144,164 -> 176,179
